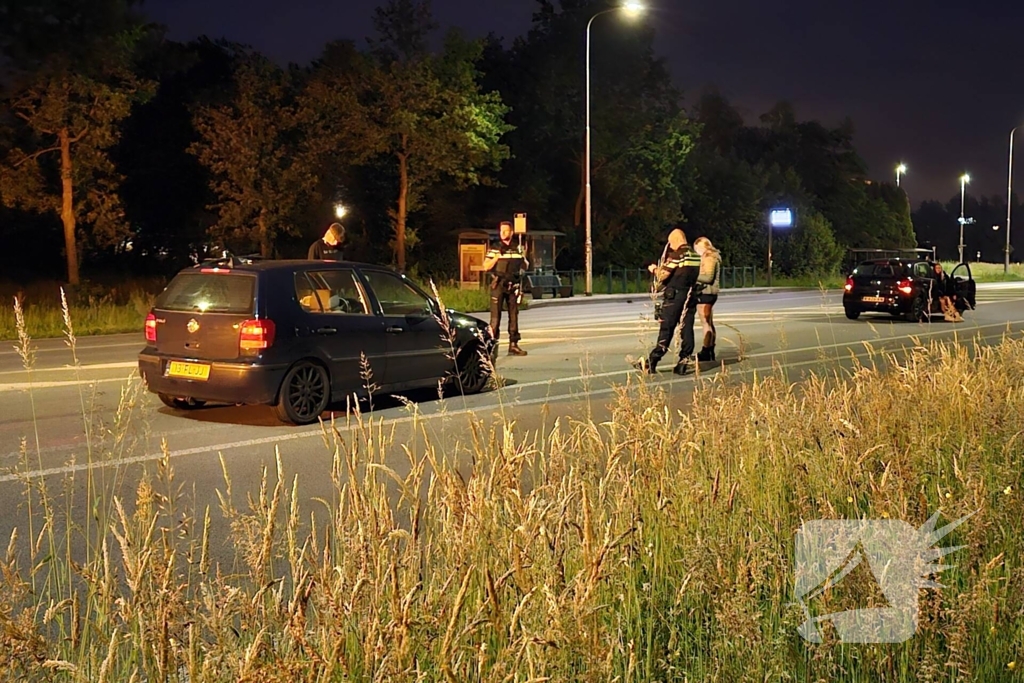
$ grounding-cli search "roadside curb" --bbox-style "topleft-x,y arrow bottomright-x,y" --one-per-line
523,286 -> 812,310
460,287 -> 815,314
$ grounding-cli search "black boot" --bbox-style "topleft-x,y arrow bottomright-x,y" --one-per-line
708,344 -> 715,361
697,347 -> 711,361
672,359 -> 689,375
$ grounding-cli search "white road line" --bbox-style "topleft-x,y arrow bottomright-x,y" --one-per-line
0,378 -> 130,392
0,341 -> 141,357
0,361 -> 137,376
3,318 -> 1020,393
4,326 -> 1017,483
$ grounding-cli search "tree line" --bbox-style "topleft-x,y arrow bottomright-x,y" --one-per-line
1,0 -> 922,286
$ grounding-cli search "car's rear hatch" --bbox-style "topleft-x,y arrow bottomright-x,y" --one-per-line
151,270 -> 258,362
849,263 -> 908,300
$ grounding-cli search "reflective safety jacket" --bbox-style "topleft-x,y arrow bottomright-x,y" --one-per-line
659,246 -> 702,292
487,240 -> 527,282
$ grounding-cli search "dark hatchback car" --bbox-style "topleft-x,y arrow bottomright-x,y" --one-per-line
138,257 -> 497,425
842,258 -> 976,321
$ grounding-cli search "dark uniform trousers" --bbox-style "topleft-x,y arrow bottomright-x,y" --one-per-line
490,279 -> 521,344
649,285 -> 699,366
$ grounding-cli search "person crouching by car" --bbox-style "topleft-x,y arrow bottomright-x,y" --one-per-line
308,222 -> 345,260
637,228 -> 702,375
693,236 -> 722,361
931,262 -> 963,322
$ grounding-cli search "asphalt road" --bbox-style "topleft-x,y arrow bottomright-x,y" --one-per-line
3,284 -> 1024,539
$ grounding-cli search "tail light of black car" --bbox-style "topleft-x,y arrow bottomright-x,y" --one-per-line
844,276 -> 853,292
239,319 -> 276,355
145,312 -> 158,344
896,279 -> 913,295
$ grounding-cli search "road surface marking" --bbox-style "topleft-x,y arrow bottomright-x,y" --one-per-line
3,328 -> 1016,483
0,361 -> 137,376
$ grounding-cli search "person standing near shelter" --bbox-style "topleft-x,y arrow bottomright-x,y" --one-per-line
482,221 -> 529,356
308,222 -> 346,260
636,227 -> 702,374
693,236 -> 722,361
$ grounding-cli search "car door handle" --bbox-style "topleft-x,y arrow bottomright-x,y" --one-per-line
315,327 -> 337,335
386,326 -> 404,334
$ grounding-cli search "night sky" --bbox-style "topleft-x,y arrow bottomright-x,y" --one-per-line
145,0 -> 1024,205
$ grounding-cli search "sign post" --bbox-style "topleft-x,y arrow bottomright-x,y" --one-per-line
768,208 -> 795,288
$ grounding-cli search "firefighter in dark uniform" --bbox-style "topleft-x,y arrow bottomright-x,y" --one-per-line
637,228 -> 702,374
482,221 -> 528,356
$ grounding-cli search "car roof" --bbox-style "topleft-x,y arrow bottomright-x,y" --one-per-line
187,259 -> 399,274
858,257 -> 929,265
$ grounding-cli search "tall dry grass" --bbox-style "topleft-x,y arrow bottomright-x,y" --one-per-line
1,296 -> 1023,681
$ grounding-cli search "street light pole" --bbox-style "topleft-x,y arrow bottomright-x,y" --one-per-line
1007,128 -> 1017,274
896,163 -> 907,187
584,2 -> 644,297
959,173 -> 970,264
585,11 -> 606,297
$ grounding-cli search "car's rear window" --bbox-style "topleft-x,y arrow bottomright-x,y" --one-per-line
853,263 -> 906,277
155,272 -> 256,314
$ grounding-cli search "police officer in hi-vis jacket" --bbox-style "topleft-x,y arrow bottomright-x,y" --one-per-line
637,227 -> 702,374
482,221 -> 529,356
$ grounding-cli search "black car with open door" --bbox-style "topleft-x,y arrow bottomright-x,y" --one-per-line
842,258 -> 976,322
138,255 -> 497,425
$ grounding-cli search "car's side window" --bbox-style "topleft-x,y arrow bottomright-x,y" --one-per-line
362,271 -> 434,317
299,270 -> 370,315
295,273 -> 323,313
914,262 -> 931,278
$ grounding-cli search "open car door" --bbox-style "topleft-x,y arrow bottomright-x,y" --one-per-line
950,263 -> 976,310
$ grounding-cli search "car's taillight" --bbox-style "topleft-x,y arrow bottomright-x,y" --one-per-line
145,312 -> 158,343
239,319 -> 275,352
897,279 -> 913,295
844,276 -> 853,292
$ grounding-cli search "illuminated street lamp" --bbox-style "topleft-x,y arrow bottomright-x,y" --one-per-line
959,174 -> 970,263
334,203 -> 348,220
896,163 -> 907,187
584,1 -> 646,296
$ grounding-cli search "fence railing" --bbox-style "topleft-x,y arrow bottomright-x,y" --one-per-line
542,266 -> 759,296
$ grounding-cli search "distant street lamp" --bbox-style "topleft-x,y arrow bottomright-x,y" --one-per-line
334,203 -> 348,220
959,173 -> 970,263
1006,126 -> 1019,274
896,163 -> 907,187
584,1 -> 646,296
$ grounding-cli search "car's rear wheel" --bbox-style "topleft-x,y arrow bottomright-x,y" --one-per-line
905,295 -> 927,323
447,344 -> 492,395
158,394 -> 207,410
844,307 -> 860,320
275,361 -> 330,425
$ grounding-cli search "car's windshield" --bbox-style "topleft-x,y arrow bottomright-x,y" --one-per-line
156,272 -> 256,314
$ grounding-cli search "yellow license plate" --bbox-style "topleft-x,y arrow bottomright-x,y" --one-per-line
862,296 -> 884,303
167,361 -> 211,381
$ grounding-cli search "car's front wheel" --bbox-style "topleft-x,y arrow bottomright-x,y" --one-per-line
275,361 -> 331,425
844,307 -> 861,320
158,394 -> 207,410
447,344 -> 493,395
